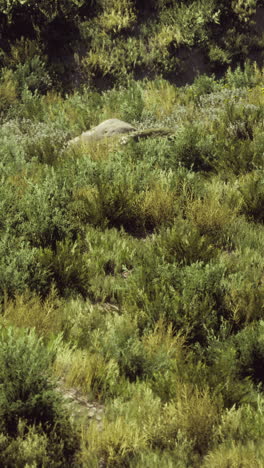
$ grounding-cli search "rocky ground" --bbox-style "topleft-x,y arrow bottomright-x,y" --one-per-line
56,378 -> 104,430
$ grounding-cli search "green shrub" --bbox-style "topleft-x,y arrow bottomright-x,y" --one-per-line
53,343 -> 120,400
82,226 -> 139,303
230,217 -> 264,252
0,326 -> 79,465
127,255 -> 226,344
101,80 -> 144,122
215,399 -> 264,445
178,261 -> 226,344
239,171 -> 264,222
0,422 -> 50,468
98,313 -> 147,381
222,249 -> 264,325
131,447 -> 191,468
203,330 -> 256,407
2,288 -> 64,338
13,169 -> 75,249
187,74 -> 219,103
187,195 -> 238,248
97,0 -> 136,33
0,69 -> 18,113
232,322 -> 264,387
37,238 -> 90,298
224,62 -> 260,89
22,122 -> 68,164
0,236 -> 44,303
14,56 -> 52,94
154,218 -> 217,265
169,124 -> 215,172
0,326 -> 59,434
3,37 -> 44,69
73,157 -> 178,236
203,440 -> 264,467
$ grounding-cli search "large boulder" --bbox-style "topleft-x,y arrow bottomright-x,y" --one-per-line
69,118 -> 136,145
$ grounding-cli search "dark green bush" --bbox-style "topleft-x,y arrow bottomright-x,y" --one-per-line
178,261 -> 226,344
14,57 -> 52,94
169,124 -> 215,172
101,80 -> 144,122
222,249 -> 264,326
0,326 -> 79,465
154,218 -> 217,265
224,62 -> 261,89
239,171 -> 264,223
37,238 -> 90,298
0,326 -> 58,434
0,69 -> 18,113
13,169 -> 75,249
233,322 -> 264,388
0,237 -> 44,303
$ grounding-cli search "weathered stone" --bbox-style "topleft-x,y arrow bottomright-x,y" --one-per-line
88,408 -> 97,418
69,118 -> 136,146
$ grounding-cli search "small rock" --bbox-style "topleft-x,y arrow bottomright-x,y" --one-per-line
77,396 -> 88,404
88,408 -> 96,418
64,394 -> 76,401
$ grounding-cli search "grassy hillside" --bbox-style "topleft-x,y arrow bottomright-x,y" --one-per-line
1,1 -> 264,467
1,0 -> 264,90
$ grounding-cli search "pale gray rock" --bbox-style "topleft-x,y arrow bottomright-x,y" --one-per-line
69,118 -> 136,146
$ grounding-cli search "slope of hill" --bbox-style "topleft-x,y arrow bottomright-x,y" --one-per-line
1,2 -> 264,466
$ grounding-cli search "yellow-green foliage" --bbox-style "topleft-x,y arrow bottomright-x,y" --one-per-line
203,441 -> 264,468
98,0 -> 136,33
142,79 -> 179,120
53,345 -> 120,399
4,37 -> 43,68
0,421 -> 49,467
77,382 -> 219,466
140,180 -> 177,230
232,0 -> 257,22
223,249 -> 264,324
0,69 -> 18,111
1,288 -> 64,337
82,36 -> 143,81
187,197 -> 237,246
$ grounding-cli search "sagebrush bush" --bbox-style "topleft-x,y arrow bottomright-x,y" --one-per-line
36,238 -> 91,298
0,421 -> 50,467
222,249 -> 264,325
0,236 -> 42,303
203,440 -> 264,468
154,218 -> 217,265
187,196 -> 237,248
0,326 -> 59,433
0,326 -> 79,464
238,171 -> 264,222
0,69 -> 18,112
232,322 -> 264,387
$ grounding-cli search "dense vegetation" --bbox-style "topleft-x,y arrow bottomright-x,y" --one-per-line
1,0 -> 264,91
1,1 -> 264,466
